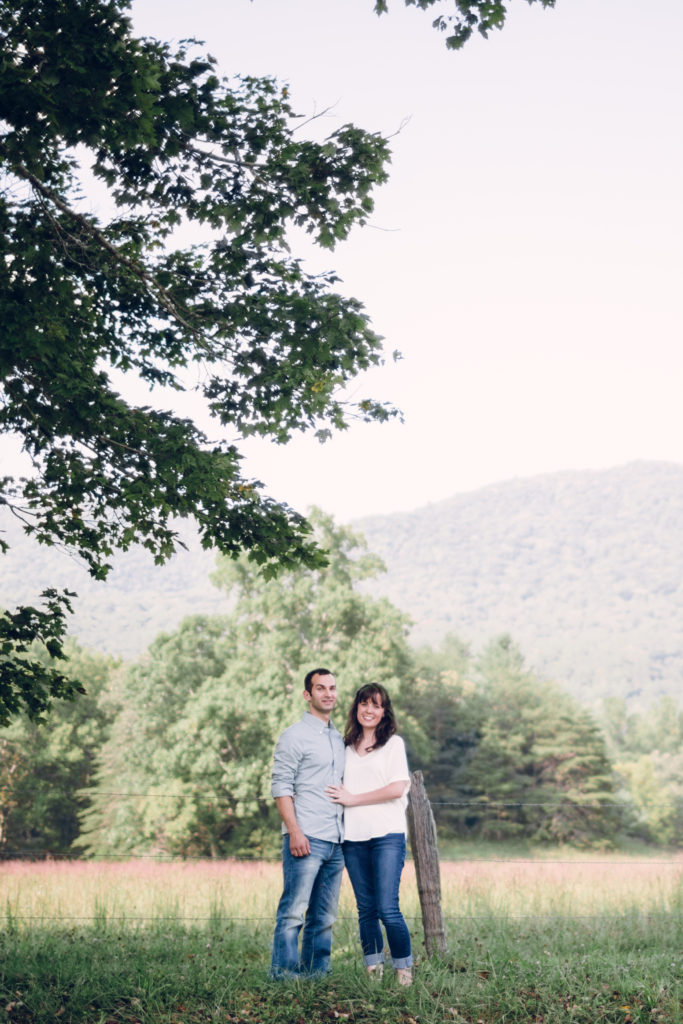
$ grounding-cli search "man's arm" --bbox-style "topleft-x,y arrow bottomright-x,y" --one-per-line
275,796 -> 311,857
272,729 -> 311,858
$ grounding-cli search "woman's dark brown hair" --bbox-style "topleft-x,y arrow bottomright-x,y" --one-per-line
343,683 -> 397,750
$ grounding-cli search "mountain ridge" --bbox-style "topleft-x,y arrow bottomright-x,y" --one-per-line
357,460 -> 683,704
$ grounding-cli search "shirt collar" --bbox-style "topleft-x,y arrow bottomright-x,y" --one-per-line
300,711 -> 335,733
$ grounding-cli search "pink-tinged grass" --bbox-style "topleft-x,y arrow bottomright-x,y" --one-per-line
438,855 -> 683,917
0,859 -> 284,925
1,852 -> 681,926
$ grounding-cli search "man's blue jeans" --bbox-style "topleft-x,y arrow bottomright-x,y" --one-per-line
342,833 -> 413,969
270,835 -> 344,978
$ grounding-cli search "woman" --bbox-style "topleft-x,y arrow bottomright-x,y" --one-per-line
325,683 -> 413,985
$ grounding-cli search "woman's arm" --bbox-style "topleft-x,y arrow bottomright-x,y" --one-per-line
325,780 -> 407,807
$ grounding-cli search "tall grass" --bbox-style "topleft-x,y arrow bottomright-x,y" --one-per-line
1,852 -> 681,1023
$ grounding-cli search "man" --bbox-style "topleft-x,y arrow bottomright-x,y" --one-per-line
270,667 -> 345,978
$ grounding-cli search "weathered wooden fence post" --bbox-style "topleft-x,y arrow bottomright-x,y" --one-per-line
406,769 -> 447,956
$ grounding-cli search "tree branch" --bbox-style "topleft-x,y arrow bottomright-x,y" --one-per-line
12,163 -> 205,340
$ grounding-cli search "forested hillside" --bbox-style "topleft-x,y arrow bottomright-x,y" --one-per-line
2,461 -> 683,705
359,461 -> 683,705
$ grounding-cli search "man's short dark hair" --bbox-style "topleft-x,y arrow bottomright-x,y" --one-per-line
304,667 -> 333,693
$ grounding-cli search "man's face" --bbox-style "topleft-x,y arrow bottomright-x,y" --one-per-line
304,673 -> 337,719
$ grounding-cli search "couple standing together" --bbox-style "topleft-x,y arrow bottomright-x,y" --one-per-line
270,668 -> 413,984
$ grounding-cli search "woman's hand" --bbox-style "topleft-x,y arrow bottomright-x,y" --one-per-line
326,780 -> 407,808
325,783 -> 357,807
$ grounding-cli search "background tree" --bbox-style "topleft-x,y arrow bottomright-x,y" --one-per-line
78,512 -> 421,859
460,636 -> 621,846
616,697 -> 683,756
403,634 -> 485,835
76,615 -> 233,858
601,696 -> 683,845
615,754 -> 683,846
0,0 -> 397,718
0,641 -> 117,856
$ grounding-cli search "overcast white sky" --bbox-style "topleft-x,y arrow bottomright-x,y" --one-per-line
8,0 -> 683,523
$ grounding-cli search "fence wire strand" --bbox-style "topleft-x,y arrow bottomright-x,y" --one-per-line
69,792 -> 631,808
0,911 -> 679,924
2,849 -> 681,864
2,789 -> 681,865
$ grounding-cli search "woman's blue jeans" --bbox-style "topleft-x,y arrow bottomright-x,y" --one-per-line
342,833 -> 413,969
270,835 -> 344,978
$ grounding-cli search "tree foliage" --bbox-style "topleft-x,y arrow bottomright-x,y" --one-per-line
402,634 -> 483,833
0,641 -> 117,855
0,0 -> 402,718
0,589 -> 78,726
461,636 -> 620,846
407,634 -> 622,847
376,0 -> 556,50
78,512 -> 418,858
601,696 -> 683,845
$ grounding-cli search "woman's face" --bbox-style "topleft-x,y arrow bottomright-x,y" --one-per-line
356,693 -> 385,731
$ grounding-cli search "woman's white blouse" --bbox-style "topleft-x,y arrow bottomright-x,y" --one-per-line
342,734 -> 411,842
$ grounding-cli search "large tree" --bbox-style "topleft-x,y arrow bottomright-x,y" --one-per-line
0,0 -> 558,721
0,0 -> 397,718
459,636 -> 621,846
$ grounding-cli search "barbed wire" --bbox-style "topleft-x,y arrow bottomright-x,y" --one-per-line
432,800 -> 624,807
1,790 -> 679,865
0,911 -> 679,924
1,849 -> 681,865
69,791 -> 633,808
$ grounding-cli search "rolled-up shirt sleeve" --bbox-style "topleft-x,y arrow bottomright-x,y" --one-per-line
271,730 -> 300,799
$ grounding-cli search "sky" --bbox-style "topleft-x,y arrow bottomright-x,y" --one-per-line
8,0 -> 683,524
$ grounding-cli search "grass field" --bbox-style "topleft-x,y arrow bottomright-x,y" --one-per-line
0,850 -> 681,1024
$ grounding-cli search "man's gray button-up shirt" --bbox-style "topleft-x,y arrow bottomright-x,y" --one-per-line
271,711 -> 345,842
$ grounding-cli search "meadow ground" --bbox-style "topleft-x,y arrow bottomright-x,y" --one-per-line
0,846 -> 681,1024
